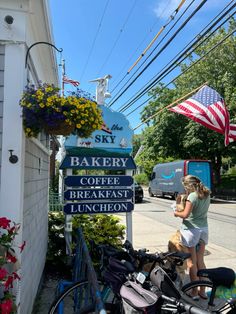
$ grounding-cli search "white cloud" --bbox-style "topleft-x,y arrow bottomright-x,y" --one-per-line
153,0 -> 183,19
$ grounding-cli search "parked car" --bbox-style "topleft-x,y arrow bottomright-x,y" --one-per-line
134,181 -> 144,203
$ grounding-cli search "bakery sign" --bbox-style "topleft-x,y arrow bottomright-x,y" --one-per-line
64,105 -> 133,154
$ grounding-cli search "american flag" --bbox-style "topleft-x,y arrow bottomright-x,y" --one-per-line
62,75 -> 80,87
169,85 -> 236,146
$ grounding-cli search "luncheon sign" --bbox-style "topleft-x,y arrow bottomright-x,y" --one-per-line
60,105 -> 136,215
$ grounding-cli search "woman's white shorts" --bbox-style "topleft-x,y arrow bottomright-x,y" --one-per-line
180,227 -> 208,247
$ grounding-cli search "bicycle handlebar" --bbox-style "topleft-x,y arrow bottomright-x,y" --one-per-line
123,240 -> 189,265
161,295 -> 210,314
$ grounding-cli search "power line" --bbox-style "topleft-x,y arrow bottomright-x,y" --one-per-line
79,0 -> 110,83
132,28 -> 236,131
127,0 -> 187,74
110,0 -> 195,99
95,0 -> 137,76
108,0 -> 207,108
110,0 -> 172,92
122,3 -> 236,114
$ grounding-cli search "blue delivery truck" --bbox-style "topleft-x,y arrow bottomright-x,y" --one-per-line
148,160 -> 212,199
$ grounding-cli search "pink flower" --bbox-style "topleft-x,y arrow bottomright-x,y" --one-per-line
19,241 -> 26,253
0,268 -> 8,280
0,218 -> 11,229
12,272 -> 20,280
0,299 -> 13,314
4,275 -> 14,290
6,252 -> 17,264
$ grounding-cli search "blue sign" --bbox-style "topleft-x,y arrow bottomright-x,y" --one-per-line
64,105 -> 133,155
64,188 -> 133,201
64,175 -> 133,187
64,202 -> 134,214
60,156 -> 136,170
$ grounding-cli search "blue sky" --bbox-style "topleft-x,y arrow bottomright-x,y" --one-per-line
49,0 -> 232,133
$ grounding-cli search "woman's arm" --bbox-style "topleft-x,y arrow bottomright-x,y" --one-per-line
174,200 -> 193,219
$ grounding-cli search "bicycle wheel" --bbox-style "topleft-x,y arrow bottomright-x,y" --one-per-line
48,280 -> 121,314
181,280 -> 229,312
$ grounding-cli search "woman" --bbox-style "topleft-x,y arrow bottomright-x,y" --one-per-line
174,175 -> 211,300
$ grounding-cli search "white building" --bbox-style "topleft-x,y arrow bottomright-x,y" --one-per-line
0,1 -> 59,312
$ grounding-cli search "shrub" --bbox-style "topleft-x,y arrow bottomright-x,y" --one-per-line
47,212 -> 126,269
134,173 -> 149,186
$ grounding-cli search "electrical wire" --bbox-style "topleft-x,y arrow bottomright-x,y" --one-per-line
110,0 -> 172,92
132,27 -> 236,131
95,0 -> 137,77
110,0 -> 195,99
79,0 -> 110,83
108,0 -> 207,108
121,2 -> 236,114
127,0 -> 187,74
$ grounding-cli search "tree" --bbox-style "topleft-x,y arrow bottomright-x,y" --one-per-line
139,21 -> 236,184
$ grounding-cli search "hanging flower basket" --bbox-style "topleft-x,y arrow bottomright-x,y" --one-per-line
20,83 -> 103,138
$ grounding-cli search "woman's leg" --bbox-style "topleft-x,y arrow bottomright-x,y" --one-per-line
196,240 -> 207,296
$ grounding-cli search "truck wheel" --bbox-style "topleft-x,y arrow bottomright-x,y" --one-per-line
148,188 -> 154,197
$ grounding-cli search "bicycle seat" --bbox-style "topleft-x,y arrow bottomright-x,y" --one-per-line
169,251 -> 191,260
198,267 -> 235,288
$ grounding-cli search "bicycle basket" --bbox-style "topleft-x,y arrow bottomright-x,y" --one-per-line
150,266 -> 181,299
120,281 -> 159,314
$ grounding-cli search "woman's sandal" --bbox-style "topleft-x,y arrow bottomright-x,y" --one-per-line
198,292 -> 208,300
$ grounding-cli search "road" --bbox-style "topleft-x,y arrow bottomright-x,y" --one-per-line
134,195 -> 236,252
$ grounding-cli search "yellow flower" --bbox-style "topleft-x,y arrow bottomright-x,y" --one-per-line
76,124 -> 81,128
39,103 -> 45,108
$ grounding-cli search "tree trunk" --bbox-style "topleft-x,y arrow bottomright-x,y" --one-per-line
212,154 -> 222,186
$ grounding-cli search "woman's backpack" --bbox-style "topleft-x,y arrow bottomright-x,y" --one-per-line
120,281 -> 159,314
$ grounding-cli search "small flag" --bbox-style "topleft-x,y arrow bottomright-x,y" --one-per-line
63,75 -> 80,87
169,85 -> 236,146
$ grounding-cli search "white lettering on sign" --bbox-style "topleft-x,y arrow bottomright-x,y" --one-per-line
68,189 -> 130,199
175,168 -> 183,172
70,157 -> 80,166
69,157 -> 129,168
69,203 -> 129,213
80,176 -> 120,186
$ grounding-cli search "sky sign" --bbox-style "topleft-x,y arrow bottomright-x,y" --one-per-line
64,105 -> 133,155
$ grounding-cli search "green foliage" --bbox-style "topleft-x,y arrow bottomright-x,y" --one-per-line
226,167 -> 236,176
138,22 -> 236,184
134,173 -> 149,186
47,212 -> 67,268
47,212 -> 126,268
215,174 -> 236,189
132,134 -> 143,158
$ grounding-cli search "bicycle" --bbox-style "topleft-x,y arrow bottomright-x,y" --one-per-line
48,243 -> 136,314
181,267 -> 236,313
48,241 -> 190,313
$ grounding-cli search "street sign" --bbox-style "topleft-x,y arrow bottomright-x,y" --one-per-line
64,188 -> 133,201
60,155 -> 136,170
64,175 -> 133,187
64,201 -> 134,214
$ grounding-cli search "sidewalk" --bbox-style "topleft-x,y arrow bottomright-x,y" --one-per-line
118,210 -> 236,271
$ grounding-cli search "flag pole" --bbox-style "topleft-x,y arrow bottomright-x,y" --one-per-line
133,81 -> 208,131
61,59 -> 65,96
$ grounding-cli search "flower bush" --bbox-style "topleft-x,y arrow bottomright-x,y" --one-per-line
0,217 -> 24,314
20,83 -> 103,138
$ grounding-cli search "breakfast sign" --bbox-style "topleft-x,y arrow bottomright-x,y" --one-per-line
60,105 -> 136,215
